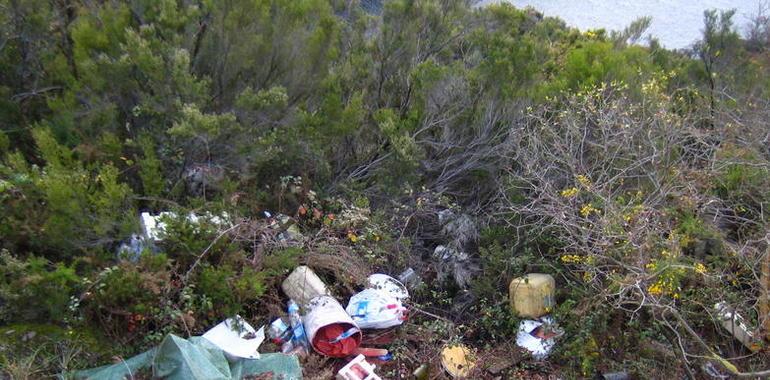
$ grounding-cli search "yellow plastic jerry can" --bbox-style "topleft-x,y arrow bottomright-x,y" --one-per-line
509,273 -> 555,318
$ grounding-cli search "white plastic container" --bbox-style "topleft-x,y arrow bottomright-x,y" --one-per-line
714,302 -> 757,351
281,266 -> 330,307
336,354 -> 382,380
303,295 -> 362,357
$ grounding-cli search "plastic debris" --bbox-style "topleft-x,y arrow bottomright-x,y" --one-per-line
703,361 -> 730,379
70,334 -> 302,380
440,344 -> 475,378
413,364 -> 430,380
509,273 -> 555,318
267,213 -> 304,242
140,211 -> 231,241
304,295 -> 362,357
433,245 -> 476,290
601,371 -> 630,380
397,268 -> 419,289
353,347 -> 388,357
268,317 -> 292,344
336,354 -> 382,380
714,302 -> 758,351
346,288 -> 407,329
515,318 -> 561,360
282,266 -> 330,307
367,273 -> 409,301
284,300 -> 310,355
116,233 -> 155,261
201,315 -> 264,360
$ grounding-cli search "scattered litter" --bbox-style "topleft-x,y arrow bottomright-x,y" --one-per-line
268,317 -> 292,344
70,334 -> 302,380
516,318 -> 561,360
413,364 -> 430,380
440,344 -> 475,378
140,211 -> 231,241
433,245 -> 476,290
284,300 -> 310,355
201,315 -> 264,360
336,354 -> 382,380
353,347 -> 388,357
437,209 -> 456,225
439,211 -> 478,249
304,295 -> 362,357
509,273 -> 555,318
282,266 -> 330,307
714,302 -> 757,351
116,233 -> 155,261
601,371 -> 630,380
267,212 -> 304,242
397,267 -> 419,289
346,288 -> 407,329
703,361 -> 730,379
367,273 -> 409,301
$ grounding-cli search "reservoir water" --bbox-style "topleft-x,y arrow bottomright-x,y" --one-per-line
479,0 -> 763,49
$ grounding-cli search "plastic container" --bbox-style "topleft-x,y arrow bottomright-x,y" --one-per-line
367,274 -> 409,301
282,266 -> 330,307
268,317 -> 291,344
287,300 -> 310,353
336,354 -> 382,380
440,344 -> 475,378
303,295 -> 362,357
714,302 -> 757,351
509,273 -> 555,318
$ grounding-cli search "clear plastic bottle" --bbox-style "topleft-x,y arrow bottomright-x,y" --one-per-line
268,317 -> 291,344
287,300 -> 309,353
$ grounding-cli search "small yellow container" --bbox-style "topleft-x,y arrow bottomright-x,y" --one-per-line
509,273 -> 555,318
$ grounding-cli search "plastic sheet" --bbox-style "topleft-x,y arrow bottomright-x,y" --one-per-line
69,334 -> 302,380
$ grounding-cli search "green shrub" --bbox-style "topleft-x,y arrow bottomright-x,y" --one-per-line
0,251 -> 81,323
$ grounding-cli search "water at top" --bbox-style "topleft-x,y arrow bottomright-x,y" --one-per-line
479,0 -> 763,49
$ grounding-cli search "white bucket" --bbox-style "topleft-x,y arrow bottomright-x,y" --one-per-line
303,295 -> 361,357
367,274 -> 409,301
282,266 -> 330,307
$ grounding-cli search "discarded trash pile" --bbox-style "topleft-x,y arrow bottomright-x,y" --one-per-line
73,261 -> 573,379
71,264 -> 418,380
95,206 -> 575,379
510,273 -> 563,360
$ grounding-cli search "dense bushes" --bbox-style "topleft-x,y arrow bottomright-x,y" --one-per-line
1,0 -> 770,377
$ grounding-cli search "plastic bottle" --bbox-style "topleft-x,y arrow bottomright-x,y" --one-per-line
267,317 -> 292,344
287,300 -> 309,353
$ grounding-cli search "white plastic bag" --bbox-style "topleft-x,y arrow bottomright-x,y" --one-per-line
346,289 -> 406,329
201,315 -> 265,360
515,319 -> 557,360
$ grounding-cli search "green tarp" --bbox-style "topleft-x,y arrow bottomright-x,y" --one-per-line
68,334 -> 302,380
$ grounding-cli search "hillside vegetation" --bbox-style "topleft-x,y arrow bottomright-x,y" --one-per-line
1,0 -> 770,378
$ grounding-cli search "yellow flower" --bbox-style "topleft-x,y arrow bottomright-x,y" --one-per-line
347,232 -> 358,243
580,203 -> 599,217
576,174 -> 592,189
647,282 -> 663,296
560,187 -> 579,198
693,262 -> 707,274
